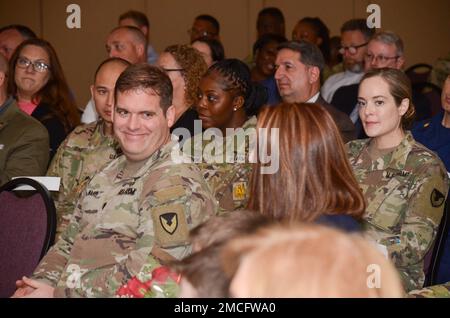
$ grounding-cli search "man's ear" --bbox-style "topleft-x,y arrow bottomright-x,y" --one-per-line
232,95 -> 245,111
165,105 -> 176,128
90,84 -> 95,99
396,56 -> 405,70
0,72 -> 5,87
140,26 -> 149,38
398,98 -> 409,116
308,66 -> 320,84
136,44 -> 145,59
316,37 -> 323,46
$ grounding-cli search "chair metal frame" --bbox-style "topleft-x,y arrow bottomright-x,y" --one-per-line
424,197 -> 450,287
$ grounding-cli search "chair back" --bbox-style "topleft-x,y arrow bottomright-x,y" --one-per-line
406,63 -> 433,85
0,178 -> 56,297
424,196 -> 450,287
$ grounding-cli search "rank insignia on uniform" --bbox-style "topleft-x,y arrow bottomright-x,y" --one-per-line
233,182 -> 247,201
159,213 -> 178,235
423,122 -> 430,128
430,189 -> 445,207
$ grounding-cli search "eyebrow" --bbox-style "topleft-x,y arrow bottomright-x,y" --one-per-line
372,95 -> 387,99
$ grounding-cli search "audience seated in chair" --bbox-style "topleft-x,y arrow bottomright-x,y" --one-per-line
248,102 -> 365,231
346,68 -> 449,292
275,41 -> 356,142
182,59 -> 267,212
173,211 -> 271,298
0,54 -> 49,186
0,24 -> 36,61
321,19 -> 374,103
12,65 -> 216,298
81,26 -> 147,124
8,38 -> 80,160
47,57 -> 130,239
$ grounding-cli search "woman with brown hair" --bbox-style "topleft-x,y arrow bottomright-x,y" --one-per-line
157,44 -> 207,141
346,67 -> 449,291
247,102 -> 365,231
8,38 -> 80,159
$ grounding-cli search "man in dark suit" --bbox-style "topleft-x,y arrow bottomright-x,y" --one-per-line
274,40 -> 356,142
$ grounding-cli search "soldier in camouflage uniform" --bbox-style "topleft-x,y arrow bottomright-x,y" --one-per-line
346,68 -> 449,292
47,58 -> 130,238
408,281 -> 450,298
12,64 -> 216,298
182,59 -> 267,212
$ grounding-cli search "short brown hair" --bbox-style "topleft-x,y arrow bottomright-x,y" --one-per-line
119,10 -> 149,29
163,44 -> 207,107
361,68 -> 416,129
114,63 -> 172,113
247,103 -> 365,222
189,211 -> 272,251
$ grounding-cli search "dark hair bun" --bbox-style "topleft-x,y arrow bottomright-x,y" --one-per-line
245,83 -> 268,116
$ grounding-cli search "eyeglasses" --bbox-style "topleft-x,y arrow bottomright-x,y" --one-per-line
187,28 -> 217,39
338,42 -> 368,55
16,57 -> 50,72
364,53 -> 399,64
162,68 -> 184,73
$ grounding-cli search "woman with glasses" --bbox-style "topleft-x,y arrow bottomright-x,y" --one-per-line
157,44 -> 207,142
183,59 -> 267,212
346,68 -> 449,292
8,38 -> 80,160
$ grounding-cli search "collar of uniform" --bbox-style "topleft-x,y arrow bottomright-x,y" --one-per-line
359,131 -> 413,171
90,119 -> 117,148
112,140 -> 179,183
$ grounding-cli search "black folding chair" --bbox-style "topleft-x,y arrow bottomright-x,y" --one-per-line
0,178 -> 56,297
424,197 -> 450,287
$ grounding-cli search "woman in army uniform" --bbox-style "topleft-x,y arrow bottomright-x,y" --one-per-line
183,58 -> 267,212
346,68 -> 449,292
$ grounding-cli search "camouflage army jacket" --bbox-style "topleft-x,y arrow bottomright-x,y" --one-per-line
34,140 -> 217,297
408,281 -> 450,298
347,132 -> 449,291
182,116 -> 256,212
47,120 -> 121,238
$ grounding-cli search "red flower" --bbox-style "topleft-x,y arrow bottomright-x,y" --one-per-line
152,266 -> 180,283
126,276 -> 150,298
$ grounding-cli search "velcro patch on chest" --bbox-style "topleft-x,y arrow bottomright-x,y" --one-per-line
232,181 -> 247,201
154,185 -> 186,203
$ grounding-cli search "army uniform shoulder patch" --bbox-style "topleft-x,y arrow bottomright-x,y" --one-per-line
152,204 -> 189,248
430,188 -> 445,208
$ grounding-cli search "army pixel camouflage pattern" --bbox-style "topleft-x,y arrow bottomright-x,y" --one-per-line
47,120 -> 121,238
347,132 -> 449,292
34,140 -> 217,297
408,281 -> 450,298
182,116 -> 256,212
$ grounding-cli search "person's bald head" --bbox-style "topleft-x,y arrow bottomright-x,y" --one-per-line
105,26 -> 147,64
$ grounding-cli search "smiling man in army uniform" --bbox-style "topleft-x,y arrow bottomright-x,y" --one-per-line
13,64 -> 217,298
